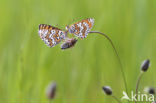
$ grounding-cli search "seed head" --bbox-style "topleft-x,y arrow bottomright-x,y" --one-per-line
46,82 -> 57,100
144,87 -> 155,94
61,38 -> 77,50
102,86 -> 112,95
141,59 -> 150,72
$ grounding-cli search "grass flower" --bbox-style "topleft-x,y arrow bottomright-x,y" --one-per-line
135,59 -> 151,103
102,86 -> 122,103
61,38 -> 77,50
46,82 -> 57,101
141,59 -> 150,72
144,87 -> 155,94
102,86 -> 112,95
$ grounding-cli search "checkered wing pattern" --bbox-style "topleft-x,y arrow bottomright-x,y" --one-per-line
66,18 -> 94,38
38,24 -> 66,47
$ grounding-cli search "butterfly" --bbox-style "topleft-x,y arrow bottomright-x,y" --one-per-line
38,24 -> 67,47
66,18 -> 94,39
38,18 -> 94,48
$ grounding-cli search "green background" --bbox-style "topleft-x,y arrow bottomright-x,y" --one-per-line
0,0 -> 156,103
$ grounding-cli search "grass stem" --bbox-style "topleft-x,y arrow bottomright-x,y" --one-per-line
112,95 -> 123,103
89,31 -> 128,94
49,99 -> 51,103
135,71 -> 144,103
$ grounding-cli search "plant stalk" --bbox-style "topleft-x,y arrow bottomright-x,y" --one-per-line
112,95 -> 123,103
89,31 -> 128,94
135,71 -> 144,103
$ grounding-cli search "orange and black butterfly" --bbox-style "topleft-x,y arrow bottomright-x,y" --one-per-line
38,18 -> 94,48
38,24 -> 67,47
66,18 -> 94,39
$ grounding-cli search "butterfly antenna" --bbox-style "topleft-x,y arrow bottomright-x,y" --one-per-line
89,31 -> 128,94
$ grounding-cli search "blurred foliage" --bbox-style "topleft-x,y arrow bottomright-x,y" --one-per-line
0,0 -> 156,103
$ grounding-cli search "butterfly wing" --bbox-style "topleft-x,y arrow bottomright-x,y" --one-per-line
66,18 -> 94,38
38,24 -> 67,47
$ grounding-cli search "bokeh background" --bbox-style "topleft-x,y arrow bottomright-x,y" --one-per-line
0,0 -> 156,103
